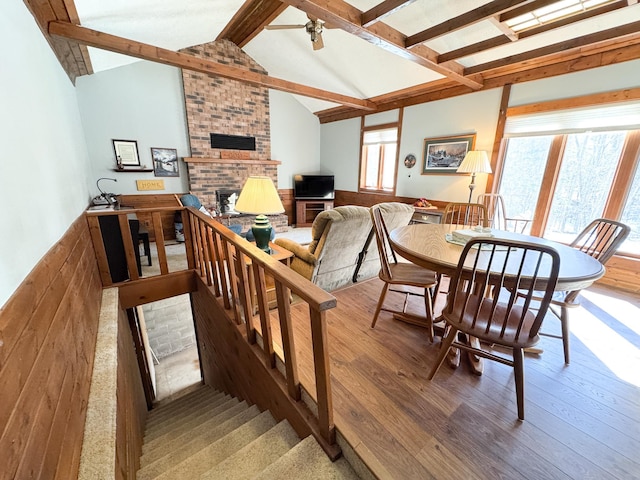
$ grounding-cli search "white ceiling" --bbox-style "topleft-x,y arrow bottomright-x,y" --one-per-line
72,0 -> 640,113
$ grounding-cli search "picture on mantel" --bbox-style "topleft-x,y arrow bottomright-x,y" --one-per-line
151,147 -> 179,177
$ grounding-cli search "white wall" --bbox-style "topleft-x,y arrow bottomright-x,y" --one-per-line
0,2 -> 93,307
76,61 -> 191,197
270,90 -> 321,189
320,59 -> 640,202
320,118 -> 361,191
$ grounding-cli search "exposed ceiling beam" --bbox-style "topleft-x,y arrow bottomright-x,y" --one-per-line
317,38 -> 640,123
217,0 -> 288,48
405,0 -> 532,48
465,19 -> 640,75
23,0 -> 91,82
279,0 -> 484,89
439,1 -> 628,63
48,21 -> 377,110
361,0 -> 417,28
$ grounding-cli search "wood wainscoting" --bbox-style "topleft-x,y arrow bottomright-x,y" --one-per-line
334,189 -> 448,209
0,216 -> 103,479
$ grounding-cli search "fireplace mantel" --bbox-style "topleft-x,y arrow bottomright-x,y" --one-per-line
183,157 -> 281,165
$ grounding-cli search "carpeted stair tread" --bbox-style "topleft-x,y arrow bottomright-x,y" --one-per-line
146,389 -> 223,429
200,419 -> 300,480
151,382 -> 208,409
141,399 -> 245,465
144,393 -> 231,442
152,410 -> 277,480
137,403 -> 260,477
147,385 -> 213,419
252,435 -> 360,480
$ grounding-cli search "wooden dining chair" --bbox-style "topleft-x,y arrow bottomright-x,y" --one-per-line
428,238 -> 561,420
537,218 -> 630,364
442,202 -> 489,228
477,193 -> 531,233
370,206 -> 438,341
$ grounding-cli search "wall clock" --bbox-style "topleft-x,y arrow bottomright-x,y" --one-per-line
404,154 -> 416,168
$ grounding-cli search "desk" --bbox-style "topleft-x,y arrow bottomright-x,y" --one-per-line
389,224 -> 605,373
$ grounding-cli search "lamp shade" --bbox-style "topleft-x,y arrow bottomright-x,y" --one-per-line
235,176 -> 284,215
457,150 -> 492,174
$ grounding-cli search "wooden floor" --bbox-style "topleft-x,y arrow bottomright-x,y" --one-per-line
283,279 -> 640,480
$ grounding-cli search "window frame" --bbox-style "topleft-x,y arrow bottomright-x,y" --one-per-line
358,117 -> 401,195
494,126 -> 640,257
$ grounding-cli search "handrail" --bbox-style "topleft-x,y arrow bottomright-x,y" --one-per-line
85,205 -> 339,452
186,207 -> 337,448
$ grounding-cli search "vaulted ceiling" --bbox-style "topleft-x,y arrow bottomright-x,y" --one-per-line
24,0 -> 640,122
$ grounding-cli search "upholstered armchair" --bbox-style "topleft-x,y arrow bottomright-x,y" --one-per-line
274,206 -> 373,291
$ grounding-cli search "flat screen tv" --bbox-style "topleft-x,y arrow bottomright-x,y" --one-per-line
294,174 -> 335,200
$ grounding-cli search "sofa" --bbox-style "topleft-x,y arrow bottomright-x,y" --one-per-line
274,203 -> 415,292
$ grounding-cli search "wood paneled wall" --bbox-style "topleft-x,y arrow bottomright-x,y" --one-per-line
116,307 -> 147,479
279,188 -> 294,225
334,189 -> 447,209
0,216 -> 103,479
191,277 -> 316,442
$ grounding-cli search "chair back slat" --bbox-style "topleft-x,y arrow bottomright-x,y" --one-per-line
443,202 -> 489,228
371,206 -> 396,280
477,193 -> 507,230
445,238 -> 560,343
571,218 -> 630,264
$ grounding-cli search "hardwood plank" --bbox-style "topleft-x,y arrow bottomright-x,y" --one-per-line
278,278 -> 640,479
361,0 -> 417,27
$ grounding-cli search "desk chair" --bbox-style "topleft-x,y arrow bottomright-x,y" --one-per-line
428,238 -> 560,420
477,193 -> 530,233
537,218 -> 630,364
370,206 -> 438,341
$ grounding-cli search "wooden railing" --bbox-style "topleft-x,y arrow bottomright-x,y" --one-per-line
187,207 -> 338,450
85,206 -> 339,453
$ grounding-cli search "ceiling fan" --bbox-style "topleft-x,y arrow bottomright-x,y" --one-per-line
265,16 -> 328,50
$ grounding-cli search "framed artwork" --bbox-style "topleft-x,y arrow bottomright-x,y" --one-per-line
422,134 -> 476,174
151,147 -> 179,177
112,139 -> 140,167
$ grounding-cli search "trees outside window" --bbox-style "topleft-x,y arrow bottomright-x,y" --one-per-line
360,127 -> 398,193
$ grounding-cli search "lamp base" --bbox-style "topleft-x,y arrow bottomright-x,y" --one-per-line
252,214 -> 272,253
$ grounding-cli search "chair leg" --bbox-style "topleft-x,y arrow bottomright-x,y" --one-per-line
423,288 -> 434,343
513,347 -> 525,421
428,325 -> 458,380
560,306 -> 571,365
371,283 -> 390,328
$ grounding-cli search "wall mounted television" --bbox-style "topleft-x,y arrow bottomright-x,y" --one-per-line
294,174 -> 335,200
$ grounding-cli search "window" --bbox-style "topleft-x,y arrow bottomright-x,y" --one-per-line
620,159 -> 640,254
498,98 -> 640,256
498,135 -> 553,234
544,131 -> 625,243
360,126 -> 398,193
498,130 -> 640,255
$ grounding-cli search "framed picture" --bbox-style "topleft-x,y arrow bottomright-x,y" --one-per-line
422,134 -> 476,174
151,147 -> 179,177
112,139 -> 140,167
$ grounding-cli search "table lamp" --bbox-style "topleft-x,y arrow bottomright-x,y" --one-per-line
235,176 -> 285,253
457,150 -> 491,203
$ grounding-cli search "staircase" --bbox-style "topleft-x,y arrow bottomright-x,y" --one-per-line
137,385 -> 360,479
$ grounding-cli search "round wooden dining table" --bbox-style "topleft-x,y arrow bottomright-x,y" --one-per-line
389,223 -> 605,374
389,223 -> 605,292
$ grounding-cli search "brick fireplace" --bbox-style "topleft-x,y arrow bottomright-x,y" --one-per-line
180,39 -> 286,231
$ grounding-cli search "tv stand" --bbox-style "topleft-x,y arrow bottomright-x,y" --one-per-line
295,199 -> 333,227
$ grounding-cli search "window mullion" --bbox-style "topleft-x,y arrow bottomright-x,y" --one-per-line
603,130 -> 640,219
530,135 -> 566,237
